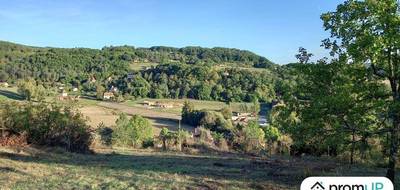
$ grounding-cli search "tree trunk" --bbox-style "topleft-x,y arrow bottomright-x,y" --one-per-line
386,117 -> 399,182
386,78 -> 399,182
350,130 -> 355,165
162,139 -> 167,151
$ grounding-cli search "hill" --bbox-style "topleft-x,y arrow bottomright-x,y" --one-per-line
0,40 -> 278,103
0,40 -> 275,68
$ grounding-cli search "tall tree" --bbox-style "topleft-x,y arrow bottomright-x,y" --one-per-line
321,0 -> 400,181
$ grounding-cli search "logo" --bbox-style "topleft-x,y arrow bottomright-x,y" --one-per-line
301,177 -> 393,190
311,182 -> 325,190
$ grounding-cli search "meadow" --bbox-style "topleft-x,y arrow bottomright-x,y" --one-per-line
0,146 -> 395,190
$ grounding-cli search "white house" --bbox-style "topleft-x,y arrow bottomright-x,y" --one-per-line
103,92 -> 114,100
0,82 -> 9,88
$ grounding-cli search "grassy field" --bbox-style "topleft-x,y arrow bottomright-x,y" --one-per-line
130,62 -> 159,71
126,98 -> 254,115
0,146 -> 396,190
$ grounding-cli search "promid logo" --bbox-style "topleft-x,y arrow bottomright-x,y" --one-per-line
301,177 -> 393,190
328,182 -> 384,190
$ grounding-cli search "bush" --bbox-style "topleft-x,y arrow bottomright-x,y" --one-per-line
0,101 -> 93,153
196,127 -> 214,144
112,114 -> 153,148
212,132 -> 229,151
142,139 -> 154,148
233,121 -> 265,153
158,128 -> 189,151
97,122 -> 113,146
159,127 -> 171,150
199,111 -> 233,134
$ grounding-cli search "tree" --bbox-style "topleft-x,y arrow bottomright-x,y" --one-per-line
295,47 -> 313,64
113,114 -> 153,147
181,101 -> 196,125
0,70 -> 8,81
96,84 -> 105,100
242,121 -> 265,152
159,127 -> 170,150
195,83 -> 212,100
274,61 -> 385,161
220,107 -> 232,120
321,0 -> 400,181
17,78 -> 44,101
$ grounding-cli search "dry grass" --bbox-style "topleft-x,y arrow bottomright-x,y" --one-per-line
80,106 -> 119,127
0,146 -> 396,190
126,98 -> 254,115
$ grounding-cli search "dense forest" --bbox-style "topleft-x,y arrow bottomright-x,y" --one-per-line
0,41 -> 277,102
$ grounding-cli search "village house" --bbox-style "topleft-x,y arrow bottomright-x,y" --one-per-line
109,86 -> 118,93
231,111 -> 252,121
231,111 -> 257,125
57,90 -> 69,100
142,101 -> 156,106
142,101 -> 174,108
0,82 -> 9,88
154,101 -> 174,108
60,91 -> 68,97
103,92 -> 114,100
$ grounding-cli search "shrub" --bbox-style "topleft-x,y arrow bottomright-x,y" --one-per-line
212,132 -> 229,151
234,121 -> 265,153
0,101 -> 93,153
199,111 -> 233,134
97,122 -> 113,146
243,122 -> 265,151
142,139 -> 154,148
220,107 -> 232,120
175,129 -> 190,151
159,127 -> 171,150
112,114 -> 153,148
158,128 -> 189,151
196,127 -> 214,144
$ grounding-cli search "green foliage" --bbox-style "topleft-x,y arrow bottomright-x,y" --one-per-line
158,128 -> 189,151
17,78 -> 46,101
159,127 -> 170,150
219,107 -> 232,120
320,0 -> 400,180
112,114 -> 153,148
0,100 -> 93,153
116,63 -> 276,102
211,132 -> 229,150
242,121 -> 265,152
97,122 -> 113,146
199,111 -> 233,135
181,101 -> 201,126
263,126 -> 281,142
95,84 -> 105,100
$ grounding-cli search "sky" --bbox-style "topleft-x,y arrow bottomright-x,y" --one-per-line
0,0 -> 344,64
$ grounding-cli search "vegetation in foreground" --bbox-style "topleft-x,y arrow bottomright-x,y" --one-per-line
0,146 -> 396,190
